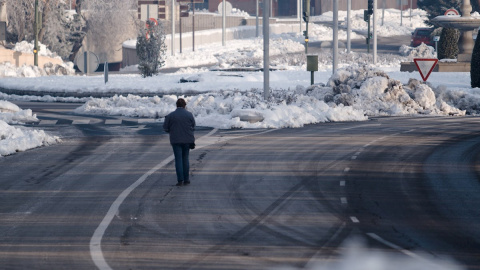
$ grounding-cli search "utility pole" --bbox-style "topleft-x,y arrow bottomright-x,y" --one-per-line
222,0 -> 226,46
333,0 -> 338,73
263,0 -> 270,100
33,0 -> 39,66
302,0 -> 309,54
347,0 -> 351,53
256,0 -> 259,37
171,0 -> 175,56
373,0 -> 377,64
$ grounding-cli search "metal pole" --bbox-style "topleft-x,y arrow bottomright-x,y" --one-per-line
382,0 -> 385,26
34,0 -> 38,66
263,0 -> 270,100
300,0 -> 303,32
347,0 -> 351,53
180,16 -> 182,53
332,0 -> 338,73
171,0 -> 175,56
256,0 -> 259,37
400,0 -> 403,26
192,0 -> 195,51
222,0 -> 226,46
298,0 -> 300,32
305,22 -> 308,54
373,0 -> 377,64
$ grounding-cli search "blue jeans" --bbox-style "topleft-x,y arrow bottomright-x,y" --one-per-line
171,143 -> 190,182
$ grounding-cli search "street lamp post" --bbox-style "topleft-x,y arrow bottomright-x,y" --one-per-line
34,0 -> 39,66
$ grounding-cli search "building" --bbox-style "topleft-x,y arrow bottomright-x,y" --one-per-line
207,0 -> 419,17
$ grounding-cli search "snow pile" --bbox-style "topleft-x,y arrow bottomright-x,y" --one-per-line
0,100 -> 38,123
313,8 -> 429,37
75,89 -> 368,129
304,240 -> 464,270
310,65 -> 465,116
13,40 -> 61,59
230,8 -> 250,17
0,100 -> 60,157
0,62 -> 76,78
74,65 -> 472,129
399,43 -> 436,60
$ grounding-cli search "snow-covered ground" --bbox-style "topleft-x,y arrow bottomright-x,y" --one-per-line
0,8 -> 478,158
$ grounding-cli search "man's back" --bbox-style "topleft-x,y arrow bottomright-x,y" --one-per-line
163,108 -> 195,144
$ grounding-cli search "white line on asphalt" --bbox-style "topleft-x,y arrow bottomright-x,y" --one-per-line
38,120 -> 58,125
341,197 -> 347,204
89,128 -> 275,270
105,119 -> 122,125
72,119 -> 91,125
366,233 -> 425,260
350,216 -> 359,223
344,167 -> 350,172
351,156 -> 357,160
340,181 -> 346,186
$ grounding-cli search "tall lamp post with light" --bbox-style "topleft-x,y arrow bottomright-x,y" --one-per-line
33,0 -> 39,66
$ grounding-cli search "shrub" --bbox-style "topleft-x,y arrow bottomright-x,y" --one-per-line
471,33 -> 480,88
437,27 -> 459,60
136,20 -> 166,78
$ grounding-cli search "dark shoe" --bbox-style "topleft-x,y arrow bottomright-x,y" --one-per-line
175,182 -> 183,186
184,181 -> 191,185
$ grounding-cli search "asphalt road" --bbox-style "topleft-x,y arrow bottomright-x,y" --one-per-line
1,102 -> 479,270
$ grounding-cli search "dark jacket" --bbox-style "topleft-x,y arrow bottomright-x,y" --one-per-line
163,108 -> 195,144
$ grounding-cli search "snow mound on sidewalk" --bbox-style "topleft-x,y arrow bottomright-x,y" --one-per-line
75,65 -> 472,129
0,100 -> 61,157
399,43 -> 436,60
13,40 -> 61,59
309,65 -> 465,116
0,62 -> 75,77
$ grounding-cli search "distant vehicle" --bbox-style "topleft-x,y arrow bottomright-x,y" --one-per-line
410,28 -> 435,47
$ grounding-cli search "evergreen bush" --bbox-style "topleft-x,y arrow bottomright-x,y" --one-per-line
437,27 -> 459,60
136,20 -> 166,78
471,33 -> 480,88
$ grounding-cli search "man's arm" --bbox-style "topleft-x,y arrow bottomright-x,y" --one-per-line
163,115 -> 170,133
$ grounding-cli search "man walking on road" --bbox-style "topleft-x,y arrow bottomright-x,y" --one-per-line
163,98 -> 196,186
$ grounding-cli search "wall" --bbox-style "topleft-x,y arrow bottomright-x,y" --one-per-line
0,47 -> 64,67
315,0 -> 418,15
122,22 -> 299,67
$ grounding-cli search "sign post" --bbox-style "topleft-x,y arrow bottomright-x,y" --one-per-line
414,58 -> 438,81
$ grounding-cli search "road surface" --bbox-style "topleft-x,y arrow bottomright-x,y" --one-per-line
0,102 -> 479,270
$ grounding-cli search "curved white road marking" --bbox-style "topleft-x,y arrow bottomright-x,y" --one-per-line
90,128 -> 274,270
366,233 -> 425,260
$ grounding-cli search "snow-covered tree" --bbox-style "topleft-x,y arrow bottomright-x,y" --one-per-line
81,0 -> 138,62
1,0 -> 137,62
136,20 -> 166,77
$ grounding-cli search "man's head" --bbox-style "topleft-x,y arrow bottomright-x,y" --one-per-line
176,98 -> 186,108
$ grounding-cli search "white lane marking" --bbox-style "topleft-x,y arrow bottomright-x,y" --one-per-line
341,197 -> 348,204
72,119 -> 91,125
340,181 -> 346,186
355,151 -> 361,155
138,118 -> 155,123
344,167 -> 350,173
350,216 -> 359,223
105,119 -> 122,125
90,128 -> 275,270
38,120 -> 58,125
351,156 -> 357,160
366,233 -> 425,260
